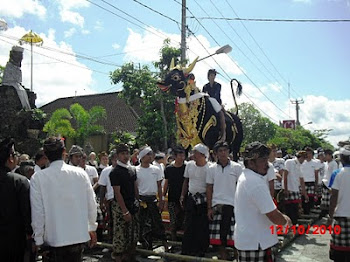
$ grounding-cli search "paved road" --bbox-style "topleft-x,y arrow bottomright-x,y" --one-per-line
276,217 -> 332,262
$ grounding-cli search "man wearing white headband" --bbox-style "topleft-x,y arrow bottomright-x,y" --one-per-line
328,145 -> 350,261
180,143 -> 210,257
136,145 -> 167,250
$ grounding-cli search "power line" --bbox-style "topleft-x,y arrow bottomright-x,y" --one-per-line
224,0 -> 303,99
131,0 -> 180,25
190,17 -> 350,23
194,0 -> 292,101
177,0 -> 290,119
0,37 -> 110,75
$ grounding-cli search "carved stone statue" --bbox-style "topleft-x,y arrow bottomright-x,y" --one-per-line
2,46 -> 31,110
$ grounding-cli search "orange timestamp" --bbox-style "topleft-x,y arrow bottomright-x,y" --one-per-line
270,225 -> 341,235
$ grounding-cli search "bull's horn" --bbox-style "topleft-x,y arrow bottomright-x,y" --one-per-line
170,58 -> 175,70
183,57 -> 199,74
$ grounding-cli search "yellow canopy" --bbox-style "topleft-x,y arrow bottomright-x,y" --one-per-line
20,30 -> 43,45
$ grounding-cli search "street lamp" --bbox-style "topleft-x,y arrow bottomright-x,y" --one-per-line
19,30 -> 43,92
0,18 -> 8,31
197,44 -> 232,62
302,121 -> 313,127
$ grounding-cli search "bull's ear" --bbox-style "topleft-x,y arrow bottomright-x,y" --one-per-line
157,82 -> 170,92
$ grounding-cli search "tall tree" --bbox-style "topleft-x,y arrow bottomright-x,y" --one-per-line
110,39 -> 181,151
43,103 -> 106,146
235,102 -> 277,147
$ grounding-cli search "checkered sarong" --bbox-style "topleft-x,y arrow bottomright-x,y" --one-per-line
238,248 -> 274,262
284,191 -> 301,204
321,186 -> 331,210
330,217 -> 350,251
305,182 -> 315,197
209,206 -> 235,246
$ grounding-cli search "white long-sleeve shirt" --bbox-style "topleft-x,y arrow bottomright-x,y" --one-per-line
30,160 -> 97,247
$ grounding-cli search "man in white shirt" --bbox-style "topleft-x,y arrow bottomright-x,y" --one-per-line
321,149 -> 338,214
30,137 -> 97,262
68,145 -> 84,167
328,145 -> 350,261
180,143 -> 210,257
300,147 -> 320,215
283,151 -> 308,224
98,149 -> 118,240
235,142 -> 292,262
268,145 -> 285,207
136,146 -> 167,250
207,142 -> 242,260
80,153 -> 99,188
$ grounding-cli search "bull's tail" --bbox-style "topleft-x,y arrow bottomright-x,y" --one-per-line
230,79 -> 242,116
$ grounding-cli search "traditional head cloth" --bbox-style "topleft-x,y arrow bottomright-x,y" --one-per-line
242,141 -> 270,160
213,141 -> 229,152
296,150 -> 307,158
12,46 -> 24,53
68,145 -> 83,156
339,145 -> 350,156
193,143 -> 209,159
138,146 -> 152,160
155,152 -> 166,159
43,137 -> 65,153
116,143 -> 129,155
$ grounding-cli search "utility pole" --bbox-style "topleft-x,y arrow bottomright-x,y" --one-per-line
291,99 -> 304,127
181,0 -> 186,64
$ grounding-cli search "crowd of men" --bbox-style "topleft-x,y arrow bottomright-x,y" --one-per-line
1,136 -> 350,262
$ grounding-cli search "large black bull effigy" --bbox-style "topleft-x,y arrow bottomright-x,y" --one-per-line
157,58 -> 243,161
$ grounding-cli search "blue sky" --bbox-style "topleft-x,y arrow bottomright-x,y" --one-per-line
1,0 -> 349,146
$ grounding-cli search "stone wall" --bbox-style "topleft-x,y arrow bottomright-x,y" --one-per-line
0,85 -> 44,156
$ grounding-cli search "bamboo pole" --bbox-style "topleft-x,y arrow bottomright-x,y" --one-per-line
97,242 -> 227,262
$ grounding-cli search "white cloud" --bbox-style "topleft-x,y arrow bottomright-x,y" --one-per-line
56,0 -> 89,10
112,43 -> 120,50
60,9 -> 84,28
94,20 -> 103,31
64,28 -> 76,38
81,29 -> 90,35
0,0 -> 46,19
0,26 -> 95,107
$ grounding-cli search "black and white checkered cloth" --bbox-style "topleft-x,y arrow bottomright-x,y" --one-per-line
321,187 -> 331,209
209,212 -> 235,246
331,217 -> 350,251
305,182 -> 315,196
284,191 -> 301,204
238,248 -> 274,262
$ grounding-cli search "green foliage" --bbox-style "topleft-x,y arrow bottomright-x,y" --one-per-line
235,103 -> 277,148
43,108 -> 75,137
43,103 -> 106,146
0,65 -> 4,84
31,108 -> 47,122
110,39 -> 180,150
110,131 -> 136,151
233,102 -> 334,153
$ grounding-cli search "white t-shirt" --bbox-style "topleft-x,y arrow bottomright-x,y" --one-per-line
264,162 -> 276,187
271,158 -> 285,190
234,168 -> 278,250
283,158 -> 303,192
84,165 -> 98,186
136,165 -> 162,196
301,159 -> 319,182
315,159 -> 325,185
332,167 -> 350,217
98,166 -> 114,201
322,160 -> 338,186
184,160 -> 209,195
206,161 -> 242,207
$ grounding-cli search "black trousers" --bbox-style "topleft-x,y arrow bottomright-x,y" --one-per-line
0,233 -> 26,262
285,203 -> 299,225
330,249 -> 350,262
43,243 -> 84,262
182,198 -> 209,256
